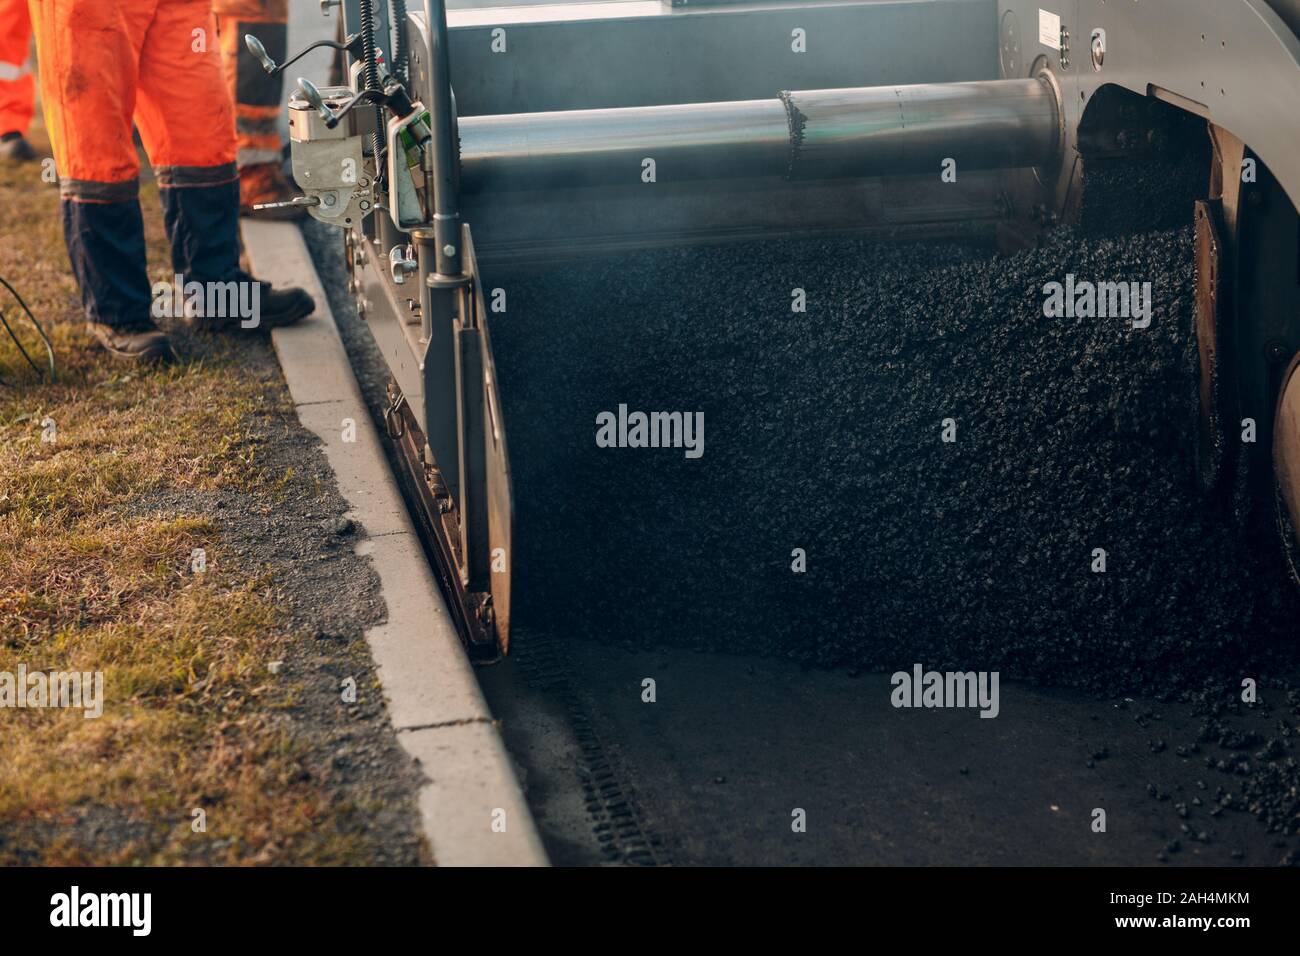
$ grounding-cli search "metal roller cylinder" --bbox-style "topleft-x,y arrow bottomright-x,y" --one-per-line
783,79 -> 1060,180
457,78 -> 1060,192
459,99 -> 791,191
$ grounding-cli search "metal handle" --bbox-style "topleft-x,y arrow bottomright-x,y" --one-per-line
296,78 -> 337,126
253,196 -> 322,211
245,34 -> 277,74
321,0 -> 341,14
256,34 -> 362,78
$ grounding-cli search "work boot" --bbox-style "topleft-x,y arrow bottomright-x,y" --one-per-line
239,163 -> 306,220
88,321 -> 174,363
181,271 -> 314,332
0,132 -> 36,162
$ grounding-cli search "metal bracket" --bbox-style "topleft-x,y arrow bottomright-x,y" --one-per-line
384,390 -> 407,439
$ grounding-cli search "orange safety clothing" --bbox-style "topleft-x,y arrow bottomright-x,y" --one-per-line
214,0 -> 286,170
32,0 -> 237,200
0,0 -> 34,136
30,0 -> 242,328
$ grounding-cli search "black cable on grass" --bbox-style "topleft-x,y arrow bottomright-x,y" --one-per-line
0,275 -> 57,386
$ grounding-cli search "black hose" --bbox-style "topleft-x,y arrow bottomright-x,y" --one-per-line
389,0 -> 409,85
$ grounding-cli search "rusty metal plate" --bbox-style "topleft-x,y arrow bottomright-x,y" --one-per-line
465,227 -> 514,655
1274,354 -> 1300,583
1194,199 -> 1229,496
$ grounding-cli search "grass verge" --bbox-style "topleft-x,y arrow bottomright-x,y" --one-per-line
0,117 -> 419,865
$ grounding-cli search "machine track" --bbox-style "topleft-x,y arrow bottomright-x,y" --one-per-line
506,629 -> 670,866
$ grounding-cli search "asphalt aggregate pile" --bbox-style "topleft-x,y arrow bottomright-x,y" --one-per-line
489,158 -> 1298,697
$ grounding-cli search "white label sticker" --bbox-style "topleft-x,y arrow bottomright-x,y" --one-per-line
1039,9 -> 1061,48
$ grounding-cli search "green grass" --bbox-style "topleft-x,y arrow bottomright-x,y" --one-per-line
0,114 -> 384,865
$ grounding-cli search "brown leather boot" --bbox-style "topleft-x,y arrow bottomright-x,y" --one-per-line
88,322 -> 175,363
239,163 -> 306,220
0,132 -> 37,162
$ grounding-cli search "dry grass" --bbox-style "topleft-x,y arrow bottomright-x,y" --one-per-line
0,117 -> 377,864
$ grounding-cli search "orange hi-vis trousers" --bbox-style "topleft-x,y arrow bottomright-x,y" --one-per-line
214,0 -> 286,170
32,0 -> 237,199
30,0 -> 242,327
0,0 -> 34,137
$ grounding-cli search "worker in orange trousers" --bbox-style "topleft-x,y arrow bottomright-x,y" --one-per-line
29,0 -> 313,361
0,0 -> 35,160
213,0 -> 304,217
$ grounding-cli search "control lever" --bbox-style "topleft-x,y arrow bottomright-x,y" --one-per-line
245,31 -> 365,78
321,0 -> 341,13
253,196 -> 323,212
300,77 -> 390,131
295,78 -> 339,127
245,34 -> 276,74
